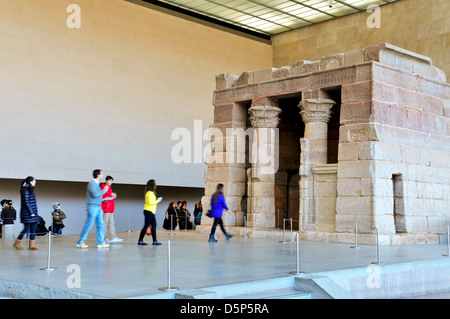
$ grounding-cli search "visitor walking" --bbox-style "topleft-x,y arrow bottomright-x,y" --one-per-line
13,176 -> 40,250
138,179 -> 162,246
208,183 -> 233,242
77,169 -> 116,249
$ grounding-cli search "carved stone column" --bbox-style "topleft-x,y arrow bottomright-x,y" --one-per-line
299,98 -> 335,164
298,97 -> 335,231
247,97 -> 282,228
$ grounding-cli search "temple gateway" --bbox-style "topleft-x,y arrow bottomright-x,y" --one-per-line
200,43 -> 450,245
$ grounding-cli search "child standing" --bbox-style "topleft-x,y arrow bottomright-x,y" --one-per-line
51,203 -> 66,235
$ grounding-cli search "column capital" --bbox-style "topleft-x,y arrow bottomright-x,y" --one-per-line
248,98 -> 282,128
299,98 -> 335,124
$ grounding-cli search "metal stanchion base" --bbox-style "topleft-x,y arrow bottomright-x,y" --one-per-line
371,262 -> 386,265
40,267 -> 56,271
350,246 -> 361,249
443,254 -> 449,257
159,287 -> 179,291
289,271 -> 305,275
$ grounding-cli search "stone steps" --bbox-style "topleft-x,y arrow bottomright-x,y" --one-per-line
174,276 -> 299,299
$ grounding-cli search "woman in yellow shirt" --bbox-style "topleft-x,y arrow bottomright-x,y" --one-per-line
138,179 -> 162,246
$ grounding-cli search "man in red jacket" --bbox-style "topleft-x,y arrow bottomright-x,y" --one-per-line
102,176 -> 123,243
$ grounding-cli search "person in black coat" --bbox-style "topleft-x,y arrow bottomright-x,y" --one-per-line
13,176 -> 41,250
163,202 -> 178,230
1,199 -> 16,238
180,201 -> 193,230
176,201 -> 186,229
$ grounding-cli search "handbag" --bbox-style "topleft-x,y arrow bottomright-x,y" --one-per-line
206,210 -> 211,218
146,225 -> 152,235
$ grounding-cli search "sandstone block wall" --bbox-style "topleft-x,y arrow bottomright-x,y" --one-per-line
272,0 -> 450,82
336,45 -> 450,235
205,43 -> 450,241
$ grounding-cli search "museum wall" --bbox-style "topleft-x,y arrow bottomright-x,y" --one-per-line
272,0 -> 449,81
0,0 -> 273,188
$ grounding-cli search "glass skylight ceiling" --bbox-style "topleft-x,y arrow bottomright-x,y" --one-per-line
151,0 -> 399,36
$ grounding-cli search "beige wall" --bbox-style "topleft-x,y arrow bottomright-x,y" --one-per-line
272,0 -> 450,80
0,0 -> 272,187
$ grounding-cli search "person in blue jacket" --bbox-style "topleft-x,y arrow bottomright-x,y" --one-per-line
208,183 -> 233,242
13,176 -> 40,250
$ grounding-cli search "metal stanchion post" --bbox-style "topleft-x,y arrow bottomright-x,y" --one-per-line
159,240 -> 179,291
244,216 -> 249,238
290,218 -> 293,241
371,228 -> 385,265
40,231 -> 56,271
289,233 -> 304,275
127,211 -> 131,232
443,225 -> 449,257
279,219 -> 287,243
350,221 -> 361,249
170,215 -> 175,236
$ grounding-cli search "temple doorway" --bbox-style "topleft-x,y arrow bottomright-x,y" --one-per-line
275,95 -> 304,230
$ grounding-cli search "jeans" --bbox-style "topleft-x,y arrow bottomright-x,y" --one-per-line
210,217 -> 227,236
18,222 -> 38,240
78,204 -> 104,246
53,223 -> 63,235
138,210 -> 157,242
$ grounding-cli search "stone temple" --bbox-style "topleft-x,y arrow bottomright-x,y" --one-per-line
200,43 -> 450,245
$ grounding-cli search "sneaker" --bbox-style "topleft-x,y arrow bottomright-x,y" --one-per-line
97,243 -> 110,248
152,241 -> 162,246
209,235 -> 218,243
76,243 -> 88,249
110,238 -> 124,243
137,241 -> 148,246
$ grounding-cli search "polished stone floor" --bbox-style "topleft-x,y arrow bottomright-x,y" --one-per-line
0,230 -> 449,298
